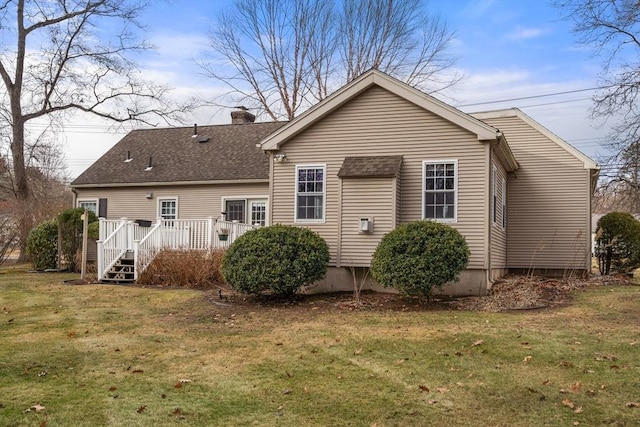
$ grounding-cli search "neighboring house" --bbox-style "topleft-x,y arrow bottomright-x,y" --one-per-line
71,70 -> 599,295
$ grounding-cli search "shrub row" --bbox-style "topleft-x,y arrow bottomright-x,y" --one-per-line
221,221 -> 468,298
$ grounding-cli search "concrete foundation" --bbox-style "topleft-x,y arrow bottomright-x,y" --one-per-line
303,267 -> 490,296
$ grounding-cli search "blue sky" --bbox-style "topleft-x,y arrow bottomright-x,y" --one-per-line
62,0 -> 614,178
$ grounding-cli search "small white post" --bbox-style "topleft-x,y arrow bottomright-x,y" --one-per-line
81,210 -> 89,281
207,216 -> 214,250
133,240 -> 139,281
97,240 -> 104,281
99,217 -> 106,240
125,218 -> 134,250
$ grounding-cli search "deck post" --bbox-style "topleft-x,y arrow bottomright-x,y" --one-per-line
97,240 -> 104,281
133,240 -> 140,281
207,216 -> 214,250
125,218 -> 134,250
98,217 -> 106,241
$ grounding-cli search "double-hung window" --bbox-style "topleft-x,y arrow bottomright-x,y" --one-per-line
423,160 -> 457,221
295,165 -> 326,222
77,199 -> 98,214
158,198 -> 177,221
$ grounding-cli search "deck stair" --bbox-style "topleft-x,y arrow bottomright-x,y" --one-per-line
97,218 -> 257,283
102,251 -> 135,283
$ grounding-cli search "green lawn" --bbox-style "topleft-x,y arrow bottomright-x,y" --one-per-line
0,270 -> 639,426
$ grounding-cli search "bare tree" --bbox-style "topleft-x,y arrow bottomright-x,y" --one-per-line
339,0 -> 457,90
0,0 -> 186,258
201,0 -> 457,121
0,132 -> 71,265
555,0 -> 640,213
202,0 -> 334,121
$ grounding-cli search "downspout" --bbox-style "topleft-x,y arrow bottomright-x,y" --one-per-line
267,151 -> 275,226
71,187 -> 77,208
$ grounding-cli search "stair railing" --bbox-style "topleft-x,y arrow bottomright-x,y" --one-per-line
97,218 -> 133,281
133,219 -> 164,280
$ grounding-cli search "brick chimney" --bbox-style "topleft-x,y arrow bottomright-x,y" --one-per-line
231,106 -> 255,124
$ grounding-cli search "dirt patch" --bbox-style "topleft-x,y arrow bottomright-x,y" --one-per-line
203,274 -> 633,315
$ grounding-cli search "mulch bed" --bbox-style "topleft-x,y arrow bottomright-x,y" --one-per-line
448,274 -> 632,312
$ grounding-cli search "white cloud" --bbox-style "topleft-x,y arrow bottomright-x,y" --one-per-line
506,26 -> 548,40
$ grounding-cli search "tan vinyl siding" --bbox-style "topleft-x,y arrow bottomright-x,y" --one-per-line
340,177 -> 395,266
482,116 -> 590,270
490,155 -> 507,268
271,86 -> 488,268
74,183 -> 268,221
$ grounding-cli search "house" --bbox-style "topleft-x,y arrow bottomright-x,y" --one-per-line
71,70 -> 598,294
71,112 -> 285,225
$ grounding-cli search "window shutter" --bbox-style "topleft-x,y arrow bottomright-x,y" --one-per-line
98,198 -> 108,218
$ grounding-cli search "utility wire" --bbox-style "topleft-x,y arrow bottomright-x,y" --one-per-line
458,84 -> 617,108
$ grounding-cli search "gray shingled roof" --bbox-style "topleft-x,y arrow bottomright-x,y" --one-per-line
338,156 -> 403,178
71,122 -> 286,186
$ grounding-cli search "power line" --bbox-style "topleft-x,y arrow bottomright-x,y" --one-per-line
458,84 -> 616,108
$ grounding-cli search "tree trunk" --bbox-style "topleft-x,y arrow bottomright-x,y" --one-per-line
12,118 -> 32,262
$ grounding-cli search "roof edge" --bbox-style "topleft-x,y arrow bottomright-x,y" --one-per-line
261,69 -> 499,151
472,108 -> 599,170
71,178 -> 269,188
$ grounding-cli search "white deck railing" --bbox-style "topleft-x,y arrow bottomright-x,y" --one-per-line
97,217 -> 257,281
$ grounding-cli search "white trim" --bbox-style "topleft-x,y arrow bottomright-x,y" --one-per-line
221,195 -> 269,225
261,70 -> 499,151
77,198 -> 98,214
295,164 -> 327,223
502,176 -> 507,230
422,159 -> 458,223
471,108 -> 598,170
492,164 -> 498,224
157,197 -> 179,220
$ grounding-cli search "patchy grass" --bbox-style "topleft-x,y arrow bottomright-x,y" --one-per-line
0,271 -> 639,426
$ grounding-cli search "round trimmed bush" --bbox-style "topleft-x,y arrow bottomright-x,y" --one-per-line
26,219 -> 59,270
370,221 -> 469,297
595,212 -> 640,274
222,224 -> 330,296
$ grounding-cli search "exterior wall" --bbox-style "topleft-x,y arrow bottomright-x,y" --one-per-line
481,116 -> 591,271
73,182 -> 269,222
490,154 -> 508,269
339,177 -> 396,266
271,86 -> 489,274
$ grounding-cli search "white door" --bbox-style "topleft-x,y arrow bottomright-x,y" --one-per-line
248,199 -> 267,226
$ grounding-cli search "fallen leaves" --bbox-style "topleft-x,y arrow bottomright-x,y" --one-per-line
136,405 -> 146,414
418,385 -> 429,392
522,356 -> 532,364
560,382 -> 582,394
626,402 -> 640,408
25,404 -> 45,413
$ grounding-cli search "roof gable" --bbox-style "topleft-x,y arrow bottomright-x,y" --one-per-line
71,122 -> 286,187
472,108 -> 598,170
260,69 -> 500,151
